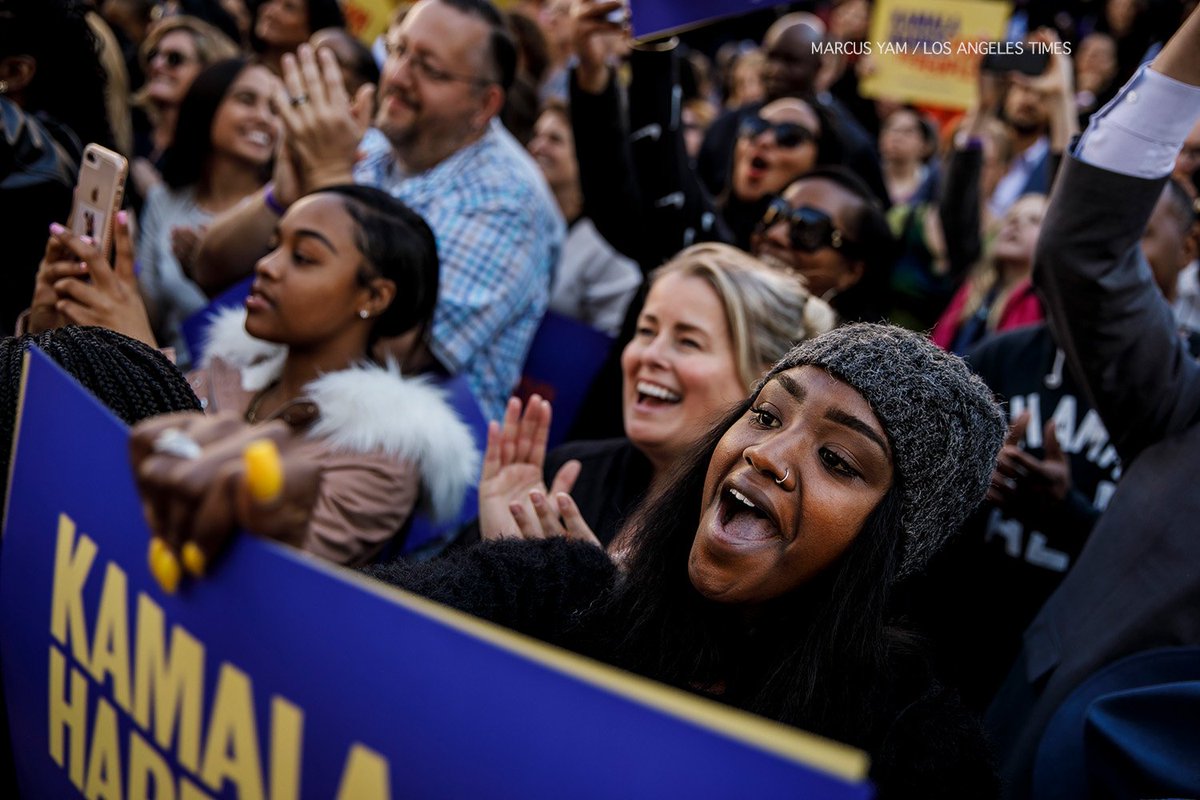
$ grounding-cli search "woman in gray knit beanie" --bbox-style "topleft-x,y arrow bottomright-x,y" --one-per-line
135,321 -> 1007,796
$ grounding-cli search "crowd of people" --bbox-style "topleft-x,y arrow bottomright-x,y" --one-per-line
3,0 -> 1200,796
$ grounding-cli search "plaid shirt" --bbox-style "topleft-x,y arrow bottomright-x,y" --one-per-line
354,122 -> 563,421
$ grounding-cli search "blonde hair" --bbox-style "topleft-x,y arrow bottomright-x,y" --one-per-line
956,193 -> 1047,331
650,243 -> 837,389
136,16 -> 239,107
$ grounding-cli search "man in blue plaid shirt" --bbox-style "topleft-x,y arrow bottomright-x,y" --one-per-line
193,0 -> 562,422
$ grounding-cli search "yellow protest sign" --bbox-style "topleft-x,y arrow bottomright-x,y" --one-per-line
858,0 -> 1013,110
342,0 -> 399,46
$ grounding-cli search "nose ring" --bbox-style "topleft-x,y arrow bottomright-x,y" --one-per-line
775,468 -> 790,486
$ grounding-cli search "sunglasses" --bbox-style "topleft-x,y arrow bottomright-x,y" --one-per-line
758,197 -> 854,254
738,116 -> 817,149
149,49 -> 191,68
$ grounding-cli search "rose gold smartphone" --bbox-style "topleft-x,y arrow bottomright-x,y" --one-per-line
68,144 -> 129,258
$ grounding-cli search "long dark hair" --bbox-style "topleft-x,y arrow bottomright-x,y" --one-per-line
599,395 -> 913,748
161,58 -> 273,190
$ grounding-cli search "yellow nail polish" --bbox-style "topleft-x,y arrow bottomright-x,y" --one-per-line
152,548 -> 181,595
181,542 -> 207,576
148,537 -> 165,567
243,439 -> 283,503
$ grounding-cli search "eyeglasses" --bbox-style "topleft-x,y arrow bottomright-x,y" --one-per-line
149,48 -> 192,69
758,197 -> 854,254
738,116 -> 817,149
384,39 -> 495,87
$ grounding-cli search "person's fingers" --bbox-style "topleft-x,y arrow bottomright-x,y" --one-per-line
296,44 -> 328,108
1043,420 -> 1065,463
556,493 -> 601,547
549,459 -> 581,497
529,489 -> 564,538
1005,448 -> 1052,484
1005,411 -> 1031,446
233,446 -> 319,546
514,394 -> 542,464
129,411 -> 209,466
112,210 -> 136,282
43,260 -> 90,284
574,0 -> 624,23
316,45 -> 349,109
58,232 -> 105,272
509,501 -> 543,540
994,451 -> 1029,482
44,223 -> 75,263
273,74 -> 305,137
499,397 -> 521,466
52,296 -> 104,328
481,420 -> 502,481
528,397 -> 552,471
178,458 -> 242,577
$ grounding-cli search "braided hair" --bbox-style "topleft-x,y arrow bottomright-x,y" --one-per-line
0,327 -> 203,512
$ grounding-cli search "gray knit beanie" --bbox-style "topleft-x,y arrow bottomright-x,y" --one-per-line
757,323 -> 1006,579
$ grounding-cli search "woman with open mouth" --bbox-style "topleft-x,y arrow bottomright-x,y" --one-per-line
476,243 -> 835,550
137,57 -> 278,365
132,322 -> 1005,796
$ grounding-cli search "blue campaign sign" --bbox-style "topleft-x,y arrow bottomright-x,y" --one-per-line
630,0 -> 772,39
0,347 -> 874,799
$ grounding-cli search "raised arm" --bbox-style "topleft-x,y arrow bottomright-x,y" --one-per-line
1033,10 -> 1200,461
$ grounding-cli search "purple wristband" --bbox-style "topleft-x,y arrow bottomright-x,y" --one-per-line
263,184 -> 285,216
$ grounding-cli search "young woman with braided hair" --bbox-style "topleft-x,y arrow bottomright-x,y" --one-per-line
0,326 -> 203,517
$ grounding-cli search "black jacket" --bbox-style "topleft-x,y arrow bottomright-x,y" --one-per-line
0,99 -> 78,334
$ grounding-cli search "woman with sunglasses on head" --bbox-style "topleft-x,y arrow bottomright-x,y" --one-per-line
131,16 -> 240,200
138,57 -> 279,365
132,323 -> 1005,797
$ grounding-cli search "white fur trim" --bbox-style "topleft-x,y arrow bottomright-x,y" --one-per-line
200,307 -> 286,392
305,363 -> 481,523
201,307 -> 479,521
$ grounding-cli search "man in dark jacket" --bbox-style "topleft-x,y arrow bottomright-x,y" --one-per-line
985,10 -> 1200,795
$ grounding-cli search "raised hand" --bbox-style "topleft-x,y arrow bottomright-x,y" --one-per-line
987,411 -> 1073,526
272,44 -> 374,206
478,395 -> 591,543
570,0 -> 627,94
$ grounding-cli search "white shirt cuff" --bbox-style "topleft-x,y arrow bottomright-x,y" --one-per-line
1076,65 -> 1200,178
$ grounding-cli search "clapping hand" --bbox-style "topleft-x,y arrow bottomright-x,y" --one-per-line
478,395 -> 600,546
986,411 -> 1072,527
271,44 -> 374,206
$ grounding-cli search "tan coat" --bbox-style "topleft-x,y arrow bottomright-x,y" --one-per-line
189,308 -> 480,567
